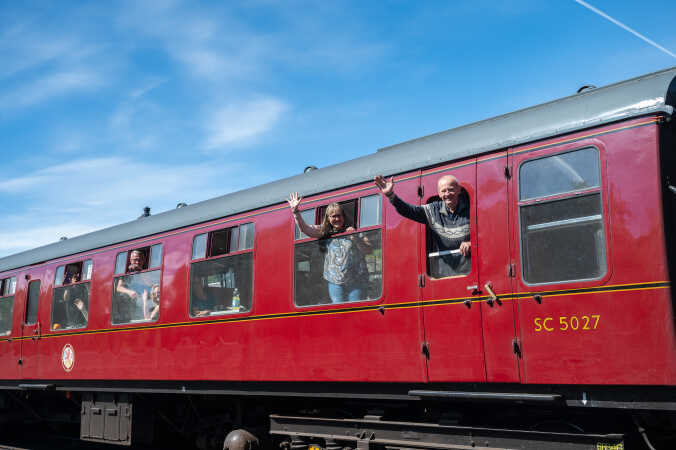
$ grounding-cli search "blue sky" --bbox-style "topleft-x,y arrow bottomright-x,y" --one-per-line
1,0 -> 675,258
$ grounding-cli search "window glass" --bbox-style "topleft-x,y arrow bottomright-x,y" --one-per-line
149,244 -> 163,268
192,234 -> 207,260
0,296 -> 14,336
54,266 -> 65,286
359,195 -> 382,228
25,280 -> 40,325
7,277 -> 16,295
190,253 -> 252,316
295,209 -> 316,240
238,223 -> 255,250
115,252 -> 127,275
51,282 -> 90,330
519,148 -> 600,200
83,260 -> 93,280
112,270 -> 161,324
521,194 -> 605,283
294,229 -> 382,306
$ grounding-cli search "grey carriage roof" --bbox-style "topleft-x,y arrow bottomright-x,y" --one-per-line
2,66 -> 675,273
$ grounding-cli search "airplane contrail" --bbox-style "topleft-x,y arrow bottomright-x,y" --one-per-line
574,0 -> 676,59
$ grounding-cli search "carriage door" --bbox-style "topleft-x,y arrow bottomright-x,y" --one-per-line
420,160 -> 486,382
20,279 -> 41,378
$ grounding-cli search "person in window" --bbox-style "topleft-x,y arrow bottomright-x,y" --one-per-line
143,283 -> 160,321
287,193 -> 368,303
375,174 -> 471,277
63,266 -> 81,285
191,277 -> 214,317
63,272 -> 88,328
115,250 -> 150,321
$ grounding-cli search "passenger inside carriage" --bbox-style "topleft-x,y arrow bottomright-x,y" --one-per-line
287,194 -> 370,303
113,250 -> 161,324
189,256 -> 252,317
143,283 -> 160,320
52,271 -> 89,330
375,174 -> 471,278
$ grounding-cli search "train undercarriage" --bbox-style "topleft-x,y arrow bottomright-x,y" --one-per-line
2,383 -> 676,449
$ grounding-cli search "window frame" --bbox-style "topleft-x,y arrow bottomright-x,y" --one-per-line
0,276 -> 17,336
292,190 -> 385,309
516,145 -> 611,286
422,188 -> 474,281
188,221 -> 256,318
111,241 -> 165,326
50,259 -> 94,332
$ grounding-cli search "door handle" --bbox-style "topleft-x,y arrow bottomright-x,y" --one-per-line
484,283 -> 499,306
465,285 -> 480,308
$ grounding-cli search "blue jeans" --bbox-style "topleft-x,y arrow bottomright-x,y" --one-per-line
328,282 -> 362,303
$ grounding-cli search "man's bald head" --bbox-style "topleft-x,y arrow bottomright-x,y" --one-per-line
437,175 -> 461,212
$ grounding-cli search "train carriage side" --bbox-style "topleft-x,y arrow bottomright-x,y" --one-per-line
0,67 -> 675,449
507,114 -> 676,385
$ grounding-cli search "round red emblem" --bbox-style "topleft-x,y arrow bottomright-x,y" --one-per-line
61,344 -> 75,372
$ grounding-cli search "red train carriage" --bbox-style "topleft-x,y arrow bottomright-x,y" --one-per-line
1,67 -> 675,449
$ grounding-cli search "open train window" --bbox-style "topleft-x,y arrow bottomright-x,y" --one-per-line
294,194 -> 383,307
189,223 -> 255,317
111,244 -> 163,325
52,260 -> 92,331
0,276 -> 17,336
518,147 -> 606,284
424,187 -> 472,279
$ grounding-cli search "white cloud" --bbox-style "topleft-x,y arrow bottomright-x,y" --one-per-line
204,98 -> 287,150
0,69 -> 104,111
0,224 -> 101,254
0,156 -> 245,257
129,78 -> 167,99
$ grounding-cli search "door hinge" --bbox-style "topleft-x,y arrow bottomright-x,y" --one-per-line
418,274 -> 425,288
504,166 -> 512,179
417,185 -> 424,198
512,338 -> 522,358
421,342 -> 430,360
507,263 -> 516,278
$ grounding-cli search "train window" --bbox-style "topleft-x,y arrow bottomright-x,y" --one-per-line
294,195 -> 383,307
359,195 -> 382,228
1,277 -> 16,296
115,252 -> 127,275
0,277 -> 16,336
55,266 -> 65,286
149,244 -> 163,268
238,223 -> 255,250
519,148 -> 606,284
82,259 -> 93,280
52,283 -> 90,331
318,199 -> 357,229
192,233 -> 207,260
25,280 -> 40,325
520,148 -> 600,200
295,209 -> 316,240
425,189 -> 472,279
189,224 -> 255,317
112,246 -> 162,325
51,260 -> 92,331
190,223 -> 254,317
